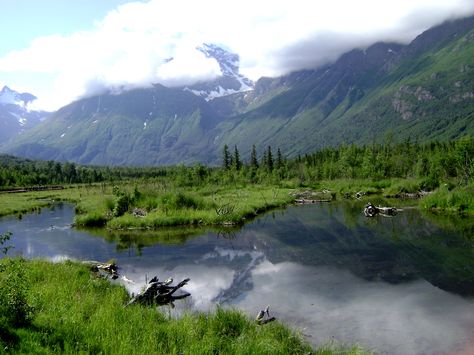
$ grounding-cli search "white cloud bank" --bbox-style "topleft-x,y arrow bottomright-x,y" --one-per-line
1,0 -> 474,110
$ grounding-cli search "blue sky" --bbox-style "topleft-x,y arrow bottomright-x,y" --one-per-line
0,1 -> 132,56
1,0 -> 474,111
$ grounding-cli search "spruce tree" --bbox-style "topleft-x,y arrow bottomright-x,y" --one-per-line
223,144 -> 231,170
276,148 -> 284,169
250,145 -> 259,169
233,145 -> 242,170
266,146 -> 274,172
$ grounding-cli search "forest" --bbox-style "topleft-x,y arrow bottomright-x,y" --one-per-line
1,135 -> 472,190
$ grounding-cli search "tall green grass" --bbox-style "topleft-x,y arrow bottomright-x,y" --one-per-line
75,185 -> 294,229
421,183 -> 474,213
0,259 -> 368,354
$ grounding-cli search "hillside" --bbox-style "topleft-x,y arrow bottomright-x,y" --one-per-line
0,86 -> 49,144
213,16 -> 474,157
5,85 -> 221,165
3,16 -> 474,165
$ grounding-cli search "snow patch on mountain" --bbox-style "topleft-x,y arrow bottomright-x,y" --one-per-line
8,112 -> 27,126
0,86 -> 50,145
0,86 -> 36,109
183,44 -> 254,101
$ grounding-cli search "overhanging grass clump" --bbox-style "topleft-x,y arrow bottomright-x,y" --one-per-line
0,258 -> 328,354
421,183 -> 474,213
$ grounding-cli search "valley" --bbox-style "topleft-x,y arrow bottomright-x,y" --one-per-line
1,11 -> 474,355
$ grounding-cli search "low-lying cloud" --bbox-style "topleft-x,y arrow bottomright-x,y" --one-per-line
1,0 -> 474,110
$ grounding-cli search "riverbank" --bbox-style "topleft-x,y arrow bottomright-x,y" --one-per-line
0,178 -> 472,230
0,257 -> 367,354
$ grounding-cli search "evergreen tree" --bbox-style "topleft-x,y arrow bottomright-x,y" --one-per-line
233,145 -> 242,170
250,145 -> 259,169
276,148 -> 284,169
266,146 -> 274,172
222,144 -> 231,170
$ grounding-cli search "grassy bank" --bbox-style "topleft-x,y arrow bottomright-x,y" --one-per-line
1,178 -> 472,230
420,182 -> 474,214
0,258 -> 368,354
0,188 -> 81,217
73,183 -> 295,229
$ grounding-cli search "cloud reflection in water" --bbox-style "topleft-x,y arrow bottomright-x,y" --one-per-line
117,245 -> 474,355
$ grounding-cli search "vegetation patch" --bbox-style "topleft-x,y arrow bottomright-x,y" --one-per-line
0,258 -> 371,354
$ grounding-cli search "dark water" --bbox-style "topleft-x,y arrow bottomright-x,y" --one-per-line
1,202 -> 474,355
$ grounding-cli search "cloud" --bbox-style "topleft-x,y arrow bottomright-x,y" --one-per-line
0,0 -> 474,110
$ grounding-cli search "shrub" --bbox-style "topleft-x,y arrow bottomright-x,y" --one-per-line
160,192 -> 207,211
143,196 -> 158,211
420,175 -> 439,191
0,231 -> 13,255
78,212 -> 108,227
113,193 -> 132,217
0,259 -> 34,329
104,197 -> 115,211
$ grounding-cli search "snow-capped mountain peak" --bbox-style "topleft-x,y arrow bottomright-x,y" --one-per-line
184,44 -> 254,101
198,43 -> 240,77
0,86 -> 49,146
0,86 -> 37,109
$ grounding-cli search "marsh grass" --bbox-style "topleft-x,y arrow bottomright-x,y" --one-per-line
421,183 -> 474,213
1,178 -> 469,230
0,188 -> 78,217
0,259 -> 369,354
72,184 -> 294,229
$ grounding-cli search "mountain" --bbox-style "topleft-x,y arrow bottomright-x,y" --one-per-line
3,16 -> 474,165
0,86 -> 50,145
209,16 -> 474,156
2,84 -> 221,165
184,43 -> 254,101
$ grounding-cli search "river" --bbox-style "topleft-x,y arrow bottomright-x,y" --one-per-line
1,202 -> 473,354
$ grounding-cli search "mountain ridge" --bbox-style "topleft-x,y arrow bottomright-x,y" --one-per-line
0,86 -> 50,145
3,15 -> 474,165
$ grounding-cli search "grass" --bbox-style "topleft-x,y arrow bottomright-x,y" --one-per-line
0,258 -> 368,354
0,178 -> 471,230
420,182 -> 474,214
73,183 -> 294,229
0,188 -> 80,217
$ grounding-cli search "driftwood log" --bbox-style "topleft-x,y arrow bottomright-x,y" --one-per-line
127,277 -> 191,307
255,305 -> 276,325
364,202 -> 398,217
85,261 -> 191,307
85,261 -> 119,280
292,190 -> 334,204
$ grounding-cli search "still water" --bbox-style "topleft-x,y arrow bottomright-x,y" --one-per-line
1,202 -> 473,354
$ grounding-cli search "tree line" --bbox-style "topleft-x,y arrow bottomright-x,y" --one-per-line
219,136 -> 473,188
0,135 -> 472,189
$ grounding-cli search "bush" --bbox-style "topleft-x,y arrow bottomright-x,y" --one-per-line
0,259 -> 34,329
77,212 -> 108,227
160,192 -> 207,211
104,197 -> 115,211
143,196 -> 158,211
420,175 -> 439,191
113,193 -> 131,217
0,231 -> 13,255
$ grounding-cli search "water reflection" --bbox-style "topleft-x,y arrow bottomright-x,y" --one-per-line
234,260 -> 474,355
1,203 -> 474,354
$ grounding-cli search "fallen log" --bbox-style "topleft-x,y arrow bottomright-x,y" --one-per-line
295,198 -> 331,204
364,202 -> 398,217
84,260 -> 119,279
255,305 -> 276,325
127,276 -> 191,307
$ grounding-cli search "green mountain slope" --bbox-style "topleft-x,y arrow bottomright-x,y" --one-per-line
214,16 -> 474,156
3,16 -> 474,165
7,85 -> 221,165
